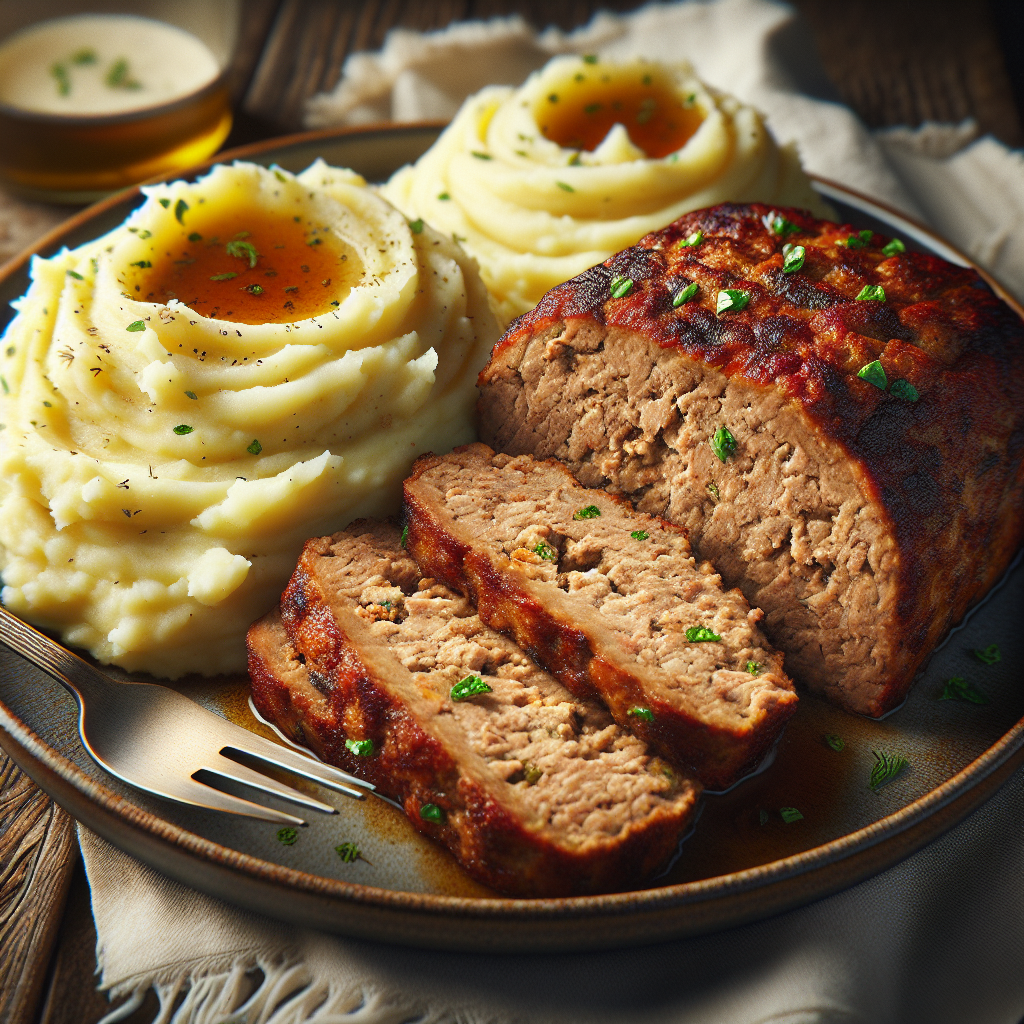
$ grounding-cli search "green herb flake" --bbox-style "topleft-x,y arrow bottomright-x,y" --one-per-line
710,425 -> 737,462
188,232 -> 203,242
210,272 -> 238,281
129,260 -> 152,269
759,809 -> 769,826
769,215 -> 798,237
630,530 -> 649,541
451,674 -> 493,702
747,661 -> 760,675
400,524 -> 409,548
685,626 -> 722,642
939,676 -> 990,704
438,192 -> 451,200
159,198 -> 171,208
72,48 -> 97,66
584,103 -> 602,115
609,275 -> 634,299
0,376 -> 8,395
276,827 -> 298,845
345,737 -> 375,757
50,62 -> 70,96
243,283 -> 264,295
844,235 -> 867,249
225,240 -> 259,268
716,289 -> 750,314
533,540 -> 557,561
63,269 -> 86,282
247,439 -> 263,456
185,391 -> 198,400
335,841 -> 361,863
825,734 -> 845,751
573,504 -> 601,520
782,243 -> 806,273
582,54 -> 598,64
173,424 -> 194,435
126,320 -> 146,332
523,764 -> 543,785
855,284 -> 886,302
974,644 -> 1001,665
706,481 -> 720,501
419,803 -> 444,823
105,57 -> 140,90
548,93 -> 559,103
779,807 -> 803,823
556,181 -> 575,192
882,238 -> 906,257
471,151 -> 492,160
888,378 -> 919,402
409,218 -> 424,234
4,346 -> 14,357
869,749 -> 909,791
174,199 -> 189,224
857,360 -> 888,390
678,230 -> 703,248
673,281 -> 699,307
628,706 -> 655,722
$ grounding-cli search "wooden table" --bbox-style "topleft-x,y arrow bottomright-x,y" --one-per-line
1,2 -> 1021,1021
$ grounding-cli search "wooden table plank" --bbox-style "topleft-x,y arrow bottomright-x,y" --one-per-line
0,754 -> 75,1024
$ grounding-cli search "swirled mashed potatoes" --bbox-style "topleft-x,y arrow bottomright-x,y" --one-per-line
382,56 -> 829,325
0,160 -> 498,677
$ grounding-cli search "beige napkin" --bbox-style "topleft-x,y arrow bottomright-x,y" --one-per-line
80,3 -> 1024,1022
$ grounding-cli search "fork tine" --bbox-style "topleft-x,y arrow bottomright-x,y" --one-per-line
175,776 -> 307,826
197,758 -> 338,815
220,740 -> 369,800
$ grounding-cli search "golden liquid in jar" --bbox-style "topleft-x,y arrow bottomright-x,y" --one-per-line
536,68 -> 704,159
133,208 -> 363,324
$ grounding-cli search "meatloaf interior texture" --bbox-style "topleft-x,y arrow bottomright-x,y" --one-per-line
479,203 -> 1024,716
403,445 -> 797,790
247,520 -> 699,898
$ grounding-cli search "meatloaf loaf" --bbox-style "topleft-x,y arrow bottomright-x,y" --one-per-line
403,445 -> 797,790
247,520 -> 700,898
478,202 -> 1024,716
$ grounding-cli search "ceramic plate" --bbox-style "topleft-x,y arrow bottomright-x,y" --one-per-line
1,123 -> 1022,952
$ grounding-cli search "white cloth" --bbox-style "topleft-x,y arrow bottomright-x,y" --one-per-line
81,3 -> 1024,1022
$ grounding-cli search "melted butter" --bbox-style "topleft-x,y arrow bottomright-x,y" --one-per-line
536,67 -> 704,159
135,208 -> 364,324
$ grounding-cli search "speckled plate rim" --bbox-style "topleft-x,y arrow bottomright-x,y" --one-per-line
1,122 -> 1023,952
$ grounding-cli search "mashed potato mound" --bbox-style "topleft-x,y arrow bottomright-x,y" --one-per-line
382,55 -> 830,325
0,160 -> 498,677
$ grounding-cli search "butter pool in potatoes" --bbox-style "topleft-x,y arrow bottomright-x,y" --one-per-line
0,160 -> 498,677
382,55 -> 829,325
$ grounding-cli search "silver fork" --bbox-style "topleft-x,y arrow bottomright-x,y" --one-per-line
0,603 -> 374,826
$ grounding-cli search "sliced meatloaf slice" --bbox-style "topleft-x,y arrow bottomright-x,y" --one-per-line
247,520 -> 699,898
403,444 -> 797,790
478,202 -> 1024,716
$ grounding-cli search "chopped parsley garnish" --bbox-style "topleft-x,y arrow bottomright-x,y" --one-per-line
974,644 -> 1001,665
173,424 -> 194,435
882,238 -> 906,257
939,676 -> 990,704
72,48 -> 97,65
584,103 -> 602,114
276,827 -> 298,845
582,54 -> 598,64
225,240 -> 259,268
419,803 -> 444,822
335,841 -> 361,863
706,481 -> 720,501
609,275 -> 634,299
857,360 -> 888,390
0,377 -> 8,395
51,62 -> 71,96
673,281 -> 698,307
471,151 -> 492,160
630,530 -> 649,541
533,540 -> 557,561
409,218 -> 424,233
710,425 -> 737,462
345,738 -> 375,757
869,749 -> 909,790
67,269 -> 85,280
548,93 -> 559,103
174,199 -> 189,224
247,439 -> 263,456
243,283 -> 264,295
105,57 -> 140,90
747,661 -> 760,675
523,763 -> 543,785
716,289 -> 750,314
678,230 -> 703,247
210,272 -> 237,281
779,807 -> 803,823
185,391 -> 198,400
400,524 -> 409,548
188,232 -> 202,242
573,504 -> 601,520
825,734 -> 845,751
438,192 -> 450,200
685,626 -> 722,642
129,260 -> 151,269
126,320 -> 145,332
628,706 -> 655,722
450,674 -> 493,702
888,379 -> 919,402
767,214 -> 799,236
782,244 -> 805,273
159,198 -> 171,208
556,181 -> 575,192
855,284 -> 886,302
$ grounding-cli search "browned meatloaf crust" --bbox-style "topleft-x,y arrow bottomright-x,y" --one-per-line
247,520 -> 700,898
403,444 -> 797,790
478,202 -> 1024,716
